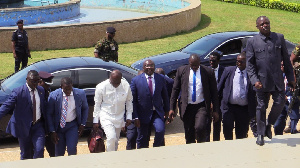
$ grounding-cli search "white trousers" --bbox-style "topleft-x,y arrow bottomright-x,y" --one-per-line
102,124 -> 122,152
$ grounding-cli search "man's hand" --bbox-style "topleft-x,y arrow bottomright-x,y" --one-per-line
125,119 -> 131,127
78,125 -> 84,137
288,81 -> 296,91
51,132 -> 59,144
212,112 -> 219,123
167,110 -> 175,124
93,123 -> 100,133
134,119 -> 140,128
254,81 -> 263,89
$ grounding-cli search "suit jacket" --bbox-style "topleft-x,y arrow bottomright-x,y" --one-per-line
217,66 -> 256,118
160,74 -> 174,99
131,73 -> 170,124
170,65 -> 219,118
47,88 -> 89,132
246,32 -> 294,92
0,84 -> 46,138
217,65 -> 225,83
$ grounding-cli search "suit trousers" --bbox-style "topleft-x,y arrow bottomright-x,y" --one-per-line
102,124 -> 122,152
55,120 -> 78,156
256,90 -> 285,135
137,111 -> 165,148
205,110 -> 222,142
222,104 -> 249,140
126,122 -> 137,150
183,102 -> 207,144
18,121 -> 45,160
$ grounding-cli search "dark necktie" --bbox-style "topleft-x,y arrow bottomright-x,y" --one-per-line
32,90 -> 36,122
240,71 -> 246,99
148,76 -> 153,96
192,71 -> 196,102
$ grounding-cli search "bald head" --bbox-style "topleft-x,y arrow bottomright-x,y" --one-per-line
189,54 -> 200,72
155,68 -> 165,75
110,70 -> 122,88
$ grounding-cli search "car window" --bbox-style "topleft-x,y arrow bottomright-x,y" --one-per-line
181,37 -> 222,56
217,39 -> 243,56
51,71 -> 72,90
77,69 -> 110,89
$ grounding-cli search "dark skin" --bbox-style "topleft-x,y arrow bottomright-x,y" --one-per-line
134,60 -> 156,128
209,55 -> 220,69
167,55 -> 219,124
94,31 -> 118,62
93,70 -> 131,132
51,83 -> 84,144
254,17 -> 295,90
26,73 -> 40,90
236,55 -> 246,71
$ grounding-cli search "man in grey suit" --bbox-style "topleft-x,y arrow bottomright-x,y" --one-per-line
246,16 -> 295,146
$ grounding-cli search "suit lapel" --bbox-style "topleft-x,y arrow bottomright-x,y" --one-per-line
183,66 -> 190,94
24,85 -> 32,111
141,73 -> 152,97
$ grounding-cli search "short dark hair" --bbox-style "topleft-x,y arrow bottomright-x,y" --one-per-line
61,77 -> 73,86
210,51 -> 222,60
256,16 -> 268,25
27,70 -> 39,78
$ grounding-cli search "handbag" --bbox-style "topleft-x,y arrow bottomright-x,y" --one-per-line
87,129 -> 105,153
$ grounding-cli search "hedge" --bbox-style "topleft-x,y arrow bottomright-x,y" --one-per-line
217,0 -> 300,13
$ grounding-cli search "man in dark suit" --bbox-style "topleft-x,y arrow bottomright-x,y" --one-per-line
155,68 -> 174,98
246,16 -> 295,146
38,71 -> 55,157
168,54 -> 219,143
131,59 -> 170,148
218,53 -> 256,140
47,77 -> 88,156
205,51 -> 225,142
0,70 -> 46,160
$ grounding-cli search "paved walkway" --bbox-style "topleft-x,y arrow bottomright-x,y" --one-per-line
1,133 -> 300,168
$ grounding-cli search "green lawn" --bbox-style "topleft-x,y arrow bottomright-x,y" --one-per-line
0,0 -> 299,79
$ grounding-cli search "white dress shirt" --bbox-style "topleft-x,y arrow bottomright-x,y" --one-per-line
26,83 -> 41,121
93,79 -> 133,128
229,68 -> 248,106
62,90 -> 76,122
213,65 -> 219,82
188,67 -> 204,104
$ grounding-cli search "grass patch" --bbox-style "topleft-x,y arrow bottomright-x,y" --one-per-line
0,0 -> 299,79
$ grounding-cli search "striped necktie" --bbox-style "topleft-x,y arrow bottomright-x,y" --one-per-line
60,96 -> 68,128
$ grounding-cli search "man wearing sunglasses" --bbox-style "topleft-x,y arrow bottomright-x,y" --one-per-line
94,27 -> 119,62
218,53 -> 256,140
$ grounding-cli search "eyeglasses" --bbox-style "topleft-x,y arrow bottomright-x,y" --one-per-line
236,60 -> 245,64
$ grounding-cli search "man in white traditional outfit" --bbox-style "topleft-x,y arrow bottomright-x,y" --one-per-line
93,70 -> 132,152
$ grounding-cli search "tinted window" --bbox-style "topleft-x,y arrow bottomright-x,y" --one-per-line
217,39 -> 243,56
51,71 -> 72,90
78,69 -> 109,89
181,37 -> 222,56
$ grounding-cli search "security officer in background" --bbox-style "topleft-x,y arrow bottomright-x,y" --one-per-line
12,19 -> 31,73
94,27 -> 119,62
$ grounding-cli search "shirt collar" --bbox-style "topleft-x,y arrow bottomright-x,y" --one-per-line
145,73 -> 154,79
213,65 -> 219,71
62,89 -> 73,96
259,32 -> 273,40
26,83 -> 36,92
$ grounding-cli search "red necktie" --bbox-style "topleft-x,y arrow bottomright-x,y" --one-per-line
148,76 -> 153,96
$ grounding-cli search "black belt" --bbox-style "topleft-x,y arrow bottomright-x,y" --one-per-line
188,101 -> 205,107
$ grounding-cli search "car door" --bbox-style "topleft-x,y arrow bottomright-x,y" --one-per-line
76,68 -> 110,128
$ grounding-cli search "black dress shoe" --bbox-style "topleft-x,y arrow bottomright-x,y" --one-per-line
265,125 -> 272,139
256,135 -> 264,146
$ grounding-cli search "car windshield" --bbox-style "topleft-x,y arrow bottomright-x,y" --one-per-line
1,65 -> 38,93
181,36 -> 222,56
